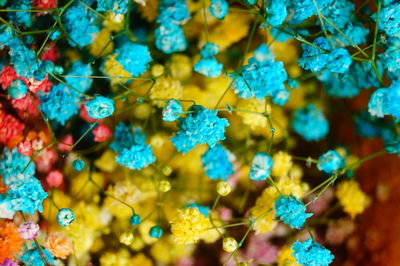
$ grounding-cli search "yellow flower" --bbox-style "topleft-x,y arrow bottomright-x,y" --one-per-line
199,217 -> 224,244
103,11 -> 125,32
138,0 -> 158,22
89,28 -> 114,56
170,207 -> 209,244
272,151 -> 293,178
222,237 -> 238,253
95,149 -> 118,173
131,253 -> 153,266
277,245 -> 299,266
150,236 -> 195,264
102,54 -> 131,84
236,98 -> 268,130
168,54 -> 192,80
336,180 -> 371,218
150,76 -> 183,107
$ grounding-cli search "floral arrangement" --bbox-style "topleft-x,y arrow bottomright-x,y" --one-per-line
0,0 -> 399,265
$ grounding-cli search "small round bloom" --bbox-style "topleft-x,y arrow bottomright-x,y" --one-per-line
274,195 -> 312,229
209,0 -> 229,20
0,258 -> 18,266
84,96 -> 115,119
149,225 -> 163,238
129,214 -> 142,225
18,221 -> 40,240
46,170 -> 63,187
272,151 -> 292,178
222,237 -> 238,253
336,180 -> 370,218
17,140 -> 33,156
317,150 -> 344,174
327,48 -> 352,74
93,124 -> 112,142
57,208 -> 75,227
201,144 -> 234,180
158,180 -> 171,193
292,104 -> 329,141
162,99 -> 183,122
8,79 -> 27,99
120,232 -> 134,245
45,232 -> 73,259
291,238 -> 334,266
170,207 -> 208,244
217,181 -> 232,196
249,153 -> 273,181
72,159 -> 85,171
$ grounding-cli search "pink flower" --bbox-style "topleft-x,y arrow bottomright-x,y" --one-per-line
244,234 -> 278,264
0,66 -> 17,89
93,124 -> 112,142
17,140 -> 33,156
11,95 -> 41,119
0,111 -> 25,145
306,188 -> 334,216
325,219 -> 355,245
58,135 -> 73,152
31,138 -> 44,151
46,170 -> 63,187
218,207 -> 233,221
18,221 -> 40,240
27,75 -> 52,94
34,148 -> 58,173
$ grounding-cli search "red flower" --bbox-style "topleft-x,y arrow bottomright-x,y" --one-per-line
0,111 -> 25,146
32,0 -> 58,14
46,169 -> 63,187
58,134 -> 73,152
0,66 -> 17,90
41,44 -> 60,63
27,75 -> 52,93
11,95 -> 41,120
93,124 -> 112,142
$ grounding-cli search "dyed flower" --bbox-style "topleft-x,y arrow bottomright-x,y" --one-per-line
110,123 -> 146,153
20,245 -> 55,266
72,159 -> 85,171
249,153 -> 273,181
0,114 -> 25,146
155,24 -> 187,54
266,0 -> 287,26
298,37 -> 330,72
0,66 -> 17,89
292,104 -> 329,141
274,195 -> 312,229
45,232 -> 73,259
85,96 -> 115,119
116,144 -> 156,170
149,225 -> 163,238
368,88 -> 387,118
291,239 -> 334,266
157,0 -> 190,25
115,41 -> 152,77
171,105 -> 229,154
8,79 -> 27,99
96,0 -> 129,14
277,245 -> 299,266
201,144 -> 234,180
170,207 -> 208,244
222,237 -> 238,253
336,180 -> 370,218
368,80 -> 400,121
376,2 -> 400,37
46,170 -> 63,187
162,99 -> 183,122
0,221 -> 23,263
93,124 -> 112,142
327,48 -> 352,74
272,151 -> 292,178
57,208 -> 75,227
209,0 -> 229,20
130,214 -> 142,225
18,221 -> 40,240
194,57 -> 223,78
0,148 -> 34,183
317,150 -> 344,174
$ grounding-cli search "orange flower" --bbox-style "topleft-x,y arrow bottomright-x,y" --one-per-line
45,232 -> 73,259
0,221 -> 23,263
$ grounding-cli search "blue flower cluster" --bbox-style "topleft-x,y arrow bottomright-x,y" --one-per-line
171,105 -> 229,154
249,153 -> 273,181
111,123 -> 156,170
85,96 -> 115,119
381,37 -> 400,80
63,0 -> 99,47
232,44 -> 288,102
209,0 -> 229,20
115,41 -> 152,77
65,61 -> 93,95
376,2 -> 400,37
292,104 -> 329,141
194,43 -> 223,78
8,0 -> 31,28
96,0 -> 129,14
317,150 -> 344,174
155,0 -> 189,53
292,238 -> 334,266
57,208 -> 76,227
368,79 -> 400,121
274,195 -> 313,229
0,148 -> 35,185
162,99 -> 183,122
21,245 -> 55,266
201,144 -> 234,180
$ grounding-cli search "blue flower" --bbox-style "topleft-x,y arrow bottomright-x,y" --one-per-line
274,195 -> 312,229
130,214 -> 142,225
8,39 -> 43,79
116,144 -> 156,170
291,238 -> 334,266
376,2 -> 400,37
317,150 -> 344,174
39,84 -> 80,125
272,89 -> 290,106
209,0 -> 229,20
354,111 -> 388,138
73,159 -> 85,171
155,24 -> 188,54
321,0 -> 354,30
351,61 -> 383,89
200,43 -> 219,57
384,80 -> 400,121
0,148 -> 35,184
298,37 -> 330,72
162,99 -> 183,122
327,48 -> 352,74
8,0 -> 31,28
321,72 -> 360,98
184,204 -> 210,217
85,96 -> 115,119
96,0 -> 129,14
381,37 -> 400,80
171,105 -> 229,154
292,104 -> 329,141
8,79 -> 27,99
291,0 -> 334,22
249,153 -> 273,181
21,245 -> 55,266
65,61 -> 93,95
57,208 -> 75,227
110,123 -> 146,153
265,0 -> 288,26
201,144 -> 234,180
0,24 -> 15,47
149,225 -> 163,238
194,57 -> 223,77
5,175 -> 48,215
63,2 -> 99,47
368,88 -> 388,118
157,0 -> 190,25
115,42 -> 152,77
384,135 -> 400,156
